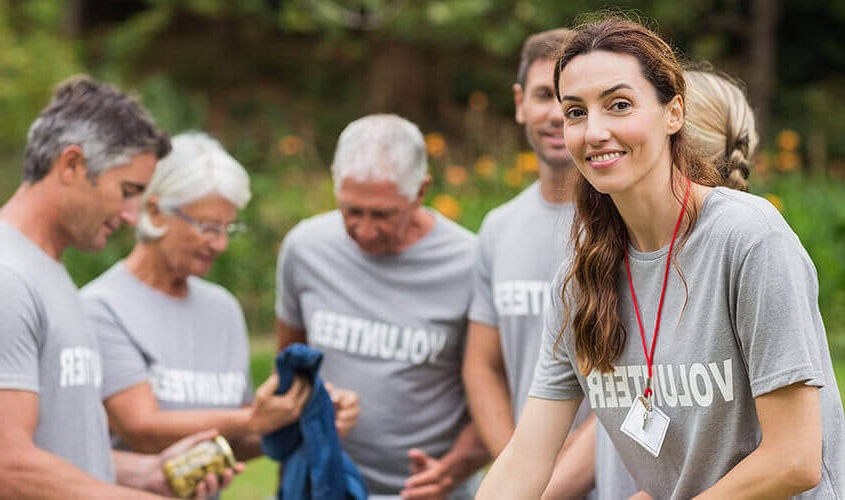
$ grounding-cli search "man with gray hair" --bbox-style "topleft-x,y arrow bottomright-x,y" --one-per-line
276,114 -> 488,498
0,76 -> 237,498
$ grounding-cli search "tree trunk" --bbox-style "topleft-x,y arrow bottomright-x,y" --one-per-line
62,0 -> 83,37
749,0 -> 778,140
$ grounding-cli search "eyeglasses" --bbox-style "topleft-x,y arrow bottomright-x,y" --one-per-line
170,208 -> 246,239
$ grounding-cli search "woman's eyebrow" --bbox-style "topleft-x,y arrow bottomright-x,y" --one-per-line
561,83 -> 634,102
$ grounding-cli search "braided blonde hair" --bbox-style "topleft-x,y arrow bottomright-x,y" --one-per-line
684,70 -> 759,191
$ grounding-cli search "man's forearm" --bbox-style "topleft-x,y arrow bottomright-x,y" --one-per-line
441,423 -> 491,486
0,445 -> 161,499
463,322 -> 515,457
465,368 -> 515,457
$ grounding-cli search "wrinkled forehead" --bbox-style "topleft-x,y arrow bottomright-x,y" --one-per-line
336,177 -> 408,208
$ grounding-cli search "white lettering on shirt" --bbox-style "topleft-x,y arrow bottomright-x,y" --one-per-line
494,280 -> 550,317
309,310 -> 449,365
150,366 -> 247,405
586,359 -> 735,409
59,347 -> 102,388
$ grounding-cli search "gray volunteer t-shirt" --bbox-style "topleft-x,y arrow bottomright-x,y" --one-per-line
81,262 -> 252,416
470,182 -> 618,499
0,223 -> 115,481
469,181 -> 575,419
531,187 -> 845,498
276,209 -> 476,495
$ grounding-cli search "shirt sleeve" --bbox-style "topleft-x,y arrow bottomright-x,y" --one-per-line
83,297 -> 150,400
0,267 -> 41,393
468,215 -> 499,327
734,228 -> 826,397
529,265 -> 584,401
275,231 -> 305,330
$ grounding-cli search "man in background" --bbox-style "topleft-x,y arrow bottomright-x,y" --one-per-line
276,114 -> 488,499
462,28 -> 596,497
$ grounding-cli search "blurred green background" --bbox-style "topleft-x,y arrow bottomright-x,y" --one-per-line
1,1 -> 843,497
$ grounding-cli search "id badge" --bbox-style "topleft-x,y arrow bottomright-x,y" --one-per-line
620,396 -> 669,457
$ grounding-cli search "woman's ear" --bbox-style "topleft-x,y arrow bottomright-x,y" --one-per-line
666,95 -> 684,135
146,196 -> 163,222
146,196 -> 159,213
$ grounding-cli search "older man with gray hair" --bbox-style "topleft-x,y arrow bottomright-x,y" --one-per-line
0,76 -> 238,498
276,114 -> 488,498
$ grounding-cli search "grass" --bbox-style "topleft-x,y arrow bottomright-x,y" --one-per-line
834,361 -> 845,395
225,334 -> 845,499
223,456 -> 278,500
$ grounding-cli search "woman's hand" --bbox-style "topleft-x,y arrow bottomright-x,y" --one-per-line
247,374 -> 311,434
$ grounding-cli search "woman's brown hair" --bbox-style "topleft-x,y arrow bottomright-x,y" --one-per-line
554,16 -> 722,374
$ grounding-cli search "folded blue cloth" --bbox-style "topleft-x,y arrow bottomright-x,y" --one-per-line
261,343 -> 367,500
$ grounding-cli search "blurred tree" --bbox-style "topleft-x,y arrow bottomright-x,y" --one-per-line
3,0 -> 844,338
749,0 -> 777,138
0,0 -> 81,196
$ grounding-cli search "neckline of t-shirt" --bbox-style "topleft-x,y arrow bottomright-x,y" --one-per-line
117,260 -> 194,303
531,180 -> 576,213
626,186 -> 723,262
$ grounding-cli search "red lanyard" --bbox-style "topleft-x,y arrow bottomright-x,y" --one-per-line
623,178 -> 691,400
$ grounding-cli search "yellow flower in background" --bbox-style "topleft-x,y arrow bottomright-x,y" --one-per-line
755,151 -> 770,173
764,193 -> 783,212
469,91 -> 489,112
432,194 -> 461,220
425,132 -> 448,159
516,151 -> 538,173
445,165 -> 468,186
776,129 -> 801,151
278,135 -> 304,156
503,166 -> 523,187
474,155 -> 496,179
776,150 -> 801,172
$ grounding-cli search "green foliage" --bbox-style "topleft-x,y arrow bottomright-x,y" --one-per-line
752,173 -> 845,356
136,75 -> 208,134
0,0 -> 81,157
2,0 -> 844,356
97,7 -> 172,76
249,338 -> 277,384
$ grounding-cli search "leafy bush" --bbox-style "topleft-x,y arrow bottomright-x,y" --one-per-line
751,173 -> 845,356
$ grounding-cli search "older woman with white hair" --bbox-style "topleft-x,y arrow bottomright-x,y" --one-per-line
81,132 -> 358,465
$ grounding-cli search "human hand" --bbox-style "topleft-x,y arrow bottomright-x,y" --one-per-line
325,382 -> 360,438
249,373 -> 311,434
150,429 -> 245,498
400,448 -> 453,500
629,491 -> 653,500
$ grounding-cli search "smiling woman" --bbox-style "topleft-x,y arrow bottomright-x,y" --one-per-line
477,15 -> 845,499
